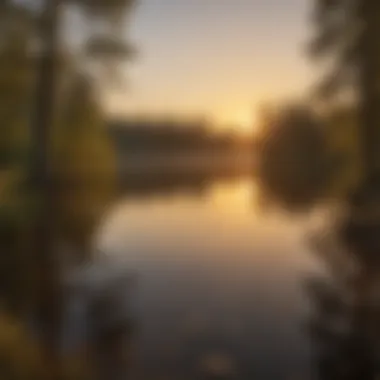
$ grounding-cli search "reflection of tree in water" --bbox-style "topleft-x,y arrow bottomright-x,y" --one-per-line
63,258 -> 138,379
257,0 -> 380,377
306,191 -> 380,380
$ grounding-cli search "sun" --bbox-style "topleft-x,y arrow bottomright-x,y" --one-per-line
214,109 -> 257,136
230,110 -> 256,136
235,111 -> 252,128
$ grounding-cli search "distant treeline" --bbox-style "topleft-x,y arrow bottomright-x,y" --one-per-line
108,118 -> 252,156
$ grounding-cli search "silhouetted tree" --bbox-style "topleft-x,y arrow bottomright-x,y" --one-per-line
309,0 -> 380,180
256,103 -> 330,211
29,0 -> 135,372
307,1 -> 380,379
254,1 -> 380,378
0,0 -> 135,376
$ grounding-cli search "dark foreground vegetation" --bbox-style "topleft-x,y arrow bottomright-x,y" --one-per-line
255,1 -> 380,379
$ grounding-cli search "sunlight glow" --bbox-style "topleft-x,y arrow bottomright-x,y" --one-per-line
215,110 -> 256,136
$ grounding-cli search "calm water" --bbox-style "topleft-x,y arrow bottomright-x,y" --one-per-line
98,177 -> 320,380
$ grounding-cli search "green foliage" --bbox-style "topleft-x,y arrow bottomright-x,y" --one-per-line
0,0 -> 133,377
0,0 -> 125,310
53,75 -> 116,250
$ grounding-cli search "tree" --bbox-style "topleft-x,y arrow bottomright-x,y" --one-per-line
309,0 -> 380,181
0,0 -> 40,319
254,2 -> 380,378
0,0 -> 135,375
28,0 -> 135,370
54,74 -> 116,256
323,106 -> 362,199
307,1 -> 380,379
255,103 -> 330,211
0,2 -> 35,168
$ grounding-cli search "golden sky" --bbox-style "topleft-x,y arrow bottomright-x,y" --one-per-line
107,0 -> 314,133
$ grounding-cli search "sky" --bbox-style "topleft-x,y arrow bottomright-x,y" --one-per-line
107,0 -> 314,132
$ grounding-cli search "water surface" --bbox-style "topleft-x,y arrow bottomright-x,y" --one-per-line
98,178 -> 319,379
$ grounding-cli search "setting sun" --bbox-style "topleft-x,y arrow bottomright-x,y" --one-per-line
215,110 -> 256,136
235,111 -> 256,134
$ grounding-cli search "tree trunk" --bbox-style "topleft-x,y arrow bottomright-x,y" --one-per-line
30,0 -> 62,374
357,2 -> 380,183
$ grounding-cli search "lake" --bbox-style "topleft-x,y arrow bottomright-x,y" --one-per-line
97,177 -> 321,380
